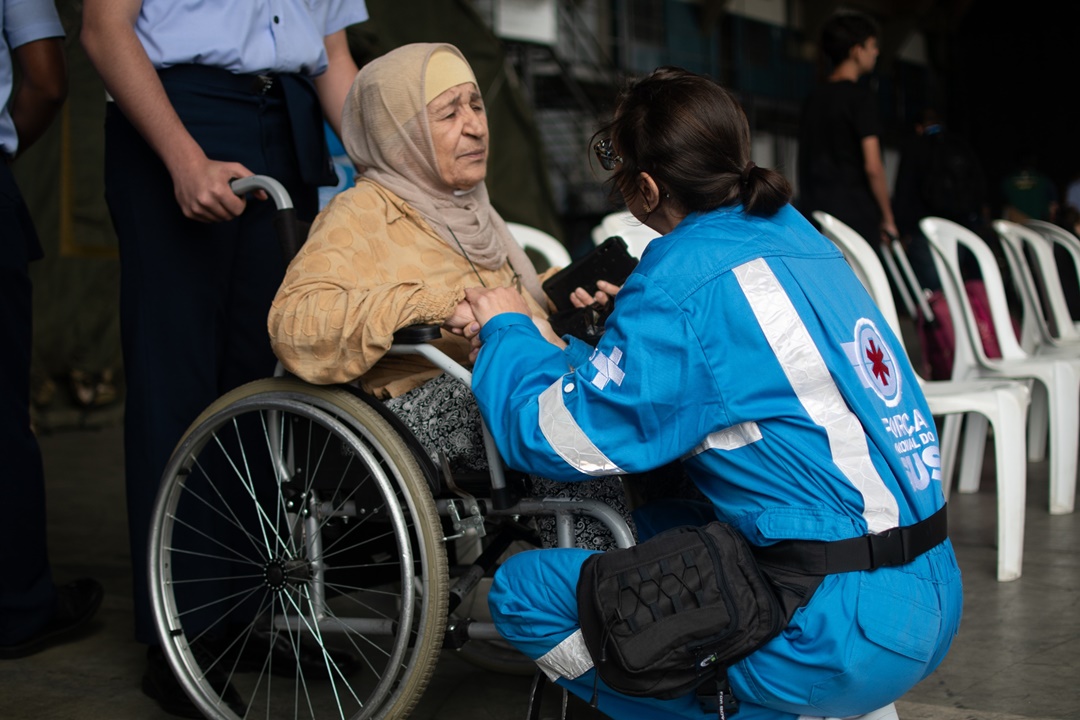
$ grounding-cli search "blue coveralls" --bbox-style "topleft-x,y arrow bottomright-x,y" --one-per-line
472,204 -> 963,719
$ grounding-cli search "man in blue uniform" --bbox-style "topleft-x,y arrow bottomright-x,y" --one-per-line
80,1 -> 366,715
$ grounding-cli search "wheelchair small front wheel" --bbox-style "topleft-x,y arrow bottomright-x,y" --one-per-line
148,377 -> 449,720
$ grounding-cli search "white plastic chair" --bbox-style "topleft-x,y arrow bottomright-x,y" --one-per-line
1023,219 -> 1080,336
814,212 -> 1031,580
993,221 -> 1080,466
506,221 -> 572,271
921,216 -> 1080,516
590,210 -> 660,259
991,219 -> 1080,355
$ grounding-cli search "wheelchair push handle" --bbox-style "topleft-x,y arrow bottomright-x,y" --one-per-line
230,174 -> 304,263
230,174 -> 293,210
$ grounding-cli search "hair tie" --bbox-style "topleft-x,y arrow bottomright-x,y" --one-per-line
740,161 -> 756,187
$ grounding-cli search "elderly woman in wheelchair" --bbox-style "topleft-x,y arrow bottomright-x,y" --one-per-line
269,41 -> 638,553
145,42 -> 638,720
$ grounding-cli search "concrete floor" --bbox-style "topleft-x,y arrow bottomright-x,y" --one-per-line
1,406 -> 1078,720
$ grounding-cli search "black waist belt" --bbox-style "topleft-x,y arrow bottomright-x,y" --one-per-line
752,504 -> 948,575
156,64 -> 334,188
158,64 -> 293,97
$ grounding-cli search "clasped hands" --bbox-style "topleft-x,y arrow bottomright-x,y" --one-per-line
444,280 -> 620,363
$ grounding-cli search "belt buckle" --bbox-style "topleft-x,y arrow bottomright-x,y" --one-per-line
867,528 -> 905,568
253,74 -> 274,95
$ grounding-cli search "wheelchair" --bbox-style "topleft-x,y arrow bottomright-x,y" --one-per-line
146,176 -> 635,720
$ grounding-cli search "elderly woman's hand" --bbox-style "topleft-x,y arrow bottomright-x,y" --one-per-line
443,299 -> 477,336
464,286 -> 566,362
464,286 -> 531,325
569,279 -> 621,309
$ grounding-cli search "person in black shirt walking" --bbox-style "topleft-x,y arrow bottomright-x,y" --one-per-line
798,11 -> 897,249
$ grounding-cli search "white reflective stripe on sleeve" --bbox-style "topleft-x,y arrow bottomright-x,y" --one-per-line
685,421 -> 763,458
538,379 -> 624,476
733,258 -> 899,533
535,629 -> 595,681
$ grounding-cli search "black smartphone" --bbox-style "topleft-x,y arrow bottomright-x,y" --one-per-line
542,236 -> 638,313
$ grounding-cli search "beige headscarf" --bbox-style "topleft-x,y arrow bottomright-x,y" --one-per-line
341,42 -> 545,305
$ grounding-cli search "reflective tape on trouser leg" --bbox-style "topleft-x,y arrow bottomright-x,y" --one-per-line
537,629 -> 593,681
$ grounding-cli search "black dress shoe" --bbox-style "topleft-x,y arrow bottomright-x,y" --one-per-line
142,645 -> 246,719
0,578 -> 103,659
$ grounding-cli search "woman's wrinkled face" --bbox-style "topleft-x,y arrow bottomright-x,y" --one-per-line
427,82 -> 488,190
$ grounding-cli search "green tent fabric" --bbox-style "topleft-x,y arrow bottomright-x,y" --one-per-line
347,0 -> 565,243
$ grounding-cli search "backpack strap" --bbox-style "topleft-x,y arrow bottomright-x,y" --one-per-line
751,504 -> 948,575
696,675 -> 741,720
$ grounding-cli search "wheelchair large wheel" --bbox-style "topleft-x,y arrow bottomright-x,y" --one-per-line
149,377 -> 448,720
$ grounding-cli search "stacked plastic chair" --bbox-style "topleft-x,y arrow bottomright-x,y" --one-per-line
921,216 -> 1080,517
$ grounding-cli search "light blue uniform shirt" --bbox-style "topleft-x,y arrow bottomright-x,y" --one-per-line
135,0 -> 368,75
1,0 -> 65,157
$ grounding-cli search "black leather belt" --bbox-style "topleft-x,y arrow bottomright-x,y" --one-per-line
158,64 -> 288,97
752,504 -> 948,574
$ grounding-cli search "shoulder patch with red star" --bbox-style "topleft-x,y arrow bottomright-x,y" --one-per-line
844,318 -> 902,407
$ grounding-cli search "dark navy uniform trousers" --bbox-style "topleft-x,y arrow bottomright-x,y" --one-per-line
0,162 -> 55,645
103,65 -> 329,644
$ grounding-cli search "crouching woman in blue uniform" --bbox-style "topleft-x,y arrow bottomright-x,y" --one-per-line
448,67 -> 962,720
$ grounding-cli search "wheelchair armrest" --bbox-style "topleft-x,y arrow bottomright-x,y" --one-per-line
394,324 -> 442,343
385,324 -> 515,504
